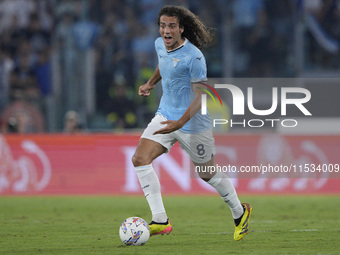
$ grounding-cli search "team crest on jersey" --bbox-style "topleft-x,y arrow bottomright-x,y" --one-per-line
172,57 -> 181,67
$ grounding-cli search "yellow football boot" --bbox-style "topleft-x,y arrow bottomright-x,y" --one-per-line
234,203 -> 252,241
149,219 -> 173,236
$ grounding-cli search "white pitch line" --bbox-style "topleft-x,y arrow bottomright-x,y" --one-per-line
251,220 -> 278,223
194,230 -> 272,235
291,229 -> 319,232
197,232 -> 233,235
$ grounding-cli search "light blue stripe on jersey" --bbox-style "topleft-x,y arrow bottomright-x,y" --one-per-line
155,37 -> 211,134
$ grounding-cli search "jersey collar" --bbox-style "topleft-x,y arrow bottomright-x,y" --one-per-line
166,38 -> 188,53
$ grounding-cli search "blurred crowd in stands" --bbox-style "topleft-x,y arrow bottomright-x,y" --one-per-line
0,0 -> 339,133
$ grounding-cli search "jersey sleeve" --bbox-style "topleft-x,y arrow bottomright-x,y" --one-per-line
155,37 -> 163,56
189,54 -> 207,83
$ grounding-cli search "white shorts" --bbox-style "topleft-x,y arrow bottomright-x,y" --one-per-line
141,114 -> 216,164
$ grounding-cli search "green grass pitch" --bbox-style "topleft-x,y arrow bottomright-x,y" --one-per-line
1,195 -> 339,254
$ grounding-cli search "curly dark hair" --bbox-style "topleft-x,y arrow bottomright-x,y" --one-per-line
157,5 -> 213,49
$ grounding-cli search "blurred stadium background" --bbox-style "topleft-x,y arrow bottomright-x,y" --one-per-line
0,0 -> 339,133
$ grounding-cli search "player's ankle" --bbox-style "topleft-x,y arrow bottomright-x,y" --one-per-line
234,205 -> 245,226
150,219 -> 169,225
152,212 -> 167,223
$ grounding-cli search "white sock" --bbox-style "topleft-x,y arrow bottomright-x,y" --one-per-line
135,164 -> 167,223
207,171 -> 244,219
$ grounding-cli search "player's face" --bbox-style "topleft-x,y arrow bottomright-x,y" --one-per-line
159,15 -> 184,50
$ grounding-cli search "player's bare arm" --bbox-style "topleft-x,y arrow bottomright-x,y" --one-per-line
153,82 -> 206,135
139,65 -> 161,97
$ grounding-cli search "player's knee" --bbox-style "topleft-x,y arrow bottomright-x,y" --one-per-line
132,153 -> 151,167
197,171 -> 212,182
200,177 -> 211,182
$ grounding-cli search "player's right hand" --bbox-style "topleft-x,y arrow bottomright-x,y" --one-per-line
138,83 -> 153,97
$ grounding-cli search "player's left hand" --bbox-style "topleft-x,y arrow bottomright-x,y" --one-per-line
153,120 -> 183,135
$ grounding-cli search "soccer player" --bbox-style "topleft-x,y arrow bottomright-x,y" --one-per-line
132,5 -> 252,241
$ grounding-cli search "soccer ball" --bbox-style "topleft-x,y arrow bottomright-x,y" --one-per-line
119,217 -> 150,246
